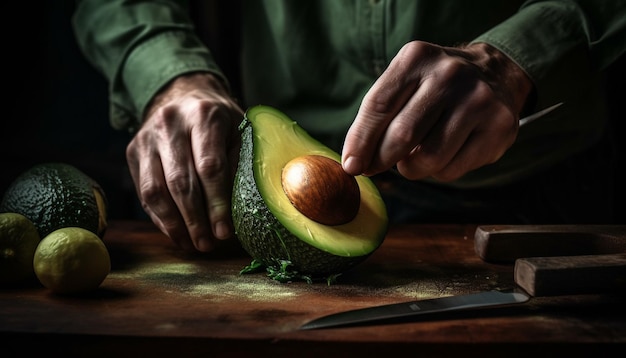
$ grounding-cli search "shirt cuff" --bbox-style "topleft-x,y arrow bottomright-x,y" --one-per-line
111,31 -> 227,131
472,2 -> 592,111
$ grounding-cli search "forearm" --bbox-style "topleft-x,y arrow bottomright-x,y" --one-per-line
72,0 -> 226,131
473,0 -> 626,110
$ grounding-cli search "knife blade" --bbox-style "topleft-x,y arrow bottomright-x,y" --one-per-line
299,253 -> 626,330
518,102 -> 563,127
300,289 -> 529,330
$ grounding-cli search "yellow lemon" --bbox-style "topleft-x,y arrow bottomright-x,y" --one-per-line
0,212 -> 41,285
34,227 -> 110,294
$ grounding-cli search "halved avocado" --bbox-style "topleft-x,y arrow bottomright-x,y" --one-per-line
232,105 -> 388,282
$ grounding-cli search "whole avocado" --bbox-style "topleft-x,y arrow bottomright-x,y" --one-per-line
0,162 -> 108,238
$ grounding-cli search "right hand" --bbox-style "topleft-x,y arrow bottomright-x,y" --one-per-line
126,72 -> 243,253
342,41 -> 533,181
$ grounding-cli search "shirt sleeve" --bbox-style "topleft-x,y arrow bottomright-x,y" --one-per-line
472,0 -> 626,111
72,0 -> 226,131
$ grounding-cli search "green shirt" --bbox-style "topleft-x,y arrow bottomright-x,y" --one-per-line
73,0 -> 625,188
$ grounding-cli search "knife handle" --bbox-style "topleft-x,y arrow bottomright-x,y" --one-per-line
514,253 -> 626,297
474,225 -> 626,263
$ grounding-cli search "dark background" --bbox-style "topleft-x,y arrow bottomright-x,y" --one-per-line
2,1 -> 625,223
2,2 -> 139,219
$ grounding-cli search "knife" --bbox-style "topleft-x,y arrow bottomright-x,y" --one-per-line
300,289 -> 529,330
518,102 -> 563,127
300,253 -> 626,330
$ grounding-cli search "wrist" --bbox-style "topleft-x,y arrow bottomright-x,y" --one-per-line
462,42 -> 534,116
144,72 -> 230,120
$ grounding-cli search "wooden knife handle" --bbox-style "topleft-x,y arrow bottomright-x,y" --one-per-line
514,253 -> 626,297
474,225 -> 626,263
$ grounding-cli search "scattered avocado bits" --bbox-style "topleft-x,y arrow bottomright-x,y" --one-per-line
232,105 -> 388,282
0,162 -> 108,239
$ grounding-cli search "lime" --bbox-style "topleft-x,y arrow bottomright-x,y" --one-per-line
0,212 -> 41,285
34,227 -> 110,294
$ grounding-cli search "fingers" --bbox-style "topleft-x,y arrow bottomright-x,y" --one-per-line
342,45 -> 420,176
127,106 -> 212,252
158,107 -> 218,252
191,104 -> 242,243
343,41 -> 521,182
343,41 -> 442,176
370,79 -> 443,176
396,86 -> 517,181
126,131 -> 193,251
126,91 -> 242,253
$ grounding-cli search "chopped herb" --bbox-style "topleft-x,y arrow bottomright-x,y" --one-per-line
239,259 -> 265,274
240,258 -> 340,285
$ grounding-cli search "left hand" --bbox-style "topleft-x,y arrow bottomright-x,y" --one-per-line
125,73 -> 243,253
341,41 -> 533,182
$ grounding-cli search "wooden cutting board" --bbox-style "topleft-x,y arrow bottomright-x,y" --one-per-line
474,225 -> 626,263
514,253 -> 626,296
475,225 -> 626,296
1,221 -> 625,357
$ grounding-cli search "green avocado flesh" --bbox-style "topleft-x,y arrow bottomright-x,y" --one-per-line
232,105 -> 388,281
0,162 -> 107,239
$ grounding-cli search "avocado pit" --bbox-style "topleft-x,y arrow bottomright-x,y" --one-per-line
281,155 -> 360,225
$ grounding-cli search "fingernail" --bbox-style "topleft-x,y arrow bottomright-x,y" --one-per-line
197,237 -> 213,252
343,156 -> 361,175
214,221 -> 232,240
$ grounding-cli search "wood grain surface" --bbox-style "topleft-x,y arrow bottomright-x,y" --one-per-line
1,221 -> 624,357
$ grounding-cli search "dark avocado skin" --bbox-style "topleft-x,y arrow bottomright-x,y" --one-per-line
0,163 -> 106,238
232,117 -> 368,278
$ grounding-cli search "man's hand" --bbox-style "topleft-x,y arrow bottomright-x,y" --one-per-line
126,73 -> 243,252
342,41 -> 533,181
